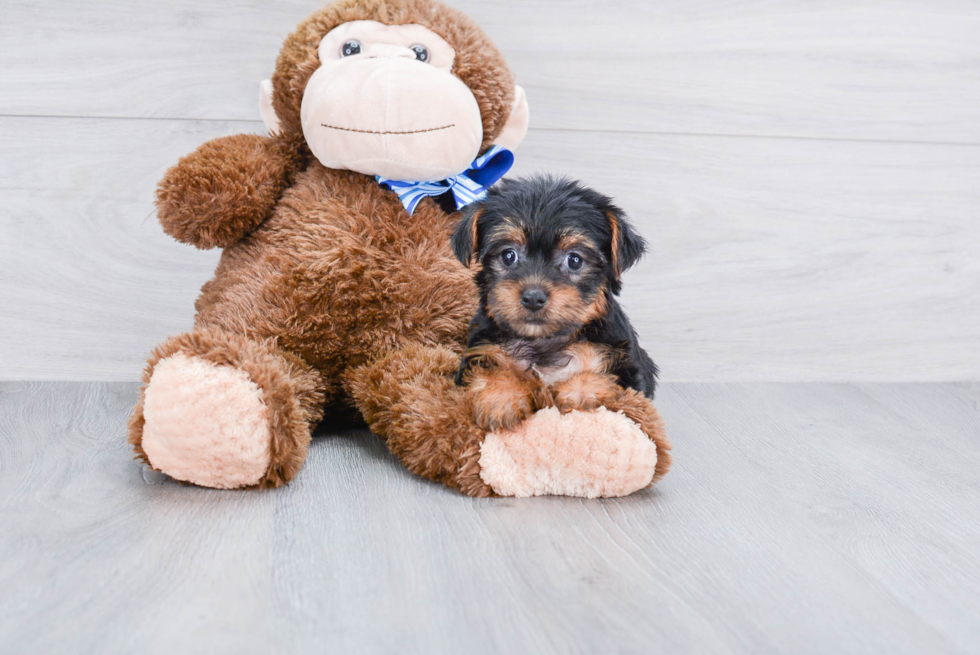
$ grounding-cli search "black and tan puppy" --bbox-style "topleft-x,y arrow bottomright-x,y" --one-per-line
452,175 -> 658,431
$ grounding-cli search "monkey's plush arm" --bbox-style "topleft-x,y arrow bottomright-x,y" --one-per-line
156,132 -> 308,249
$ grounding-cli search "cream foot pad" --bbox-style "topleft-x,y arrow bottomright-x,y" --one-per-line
141,353 -> 272,489
478,407 -> 658,498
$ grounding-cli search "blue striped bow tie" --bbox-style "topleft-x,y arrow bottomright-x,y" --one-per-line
377,145 -> 514,215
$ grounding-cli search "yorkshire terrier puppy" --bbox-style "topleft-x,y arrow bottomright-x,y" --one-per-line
452,174 -> 658,432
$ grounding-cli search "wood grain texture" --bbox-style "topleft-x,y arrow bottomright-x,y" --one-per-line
1,381 -> 978,654
1,0 -> 978,143
1,116 -> 977,381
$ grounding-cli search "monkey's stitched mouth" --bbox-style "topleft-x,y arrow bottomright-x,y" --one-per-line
320,123 -> 455,135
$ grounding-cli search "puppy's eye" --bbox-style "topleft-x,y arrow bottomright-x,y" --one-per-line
565,252 -> 584,271
341,40 -> 362,57
501,248 -> 519,267
411,44 -> 429,62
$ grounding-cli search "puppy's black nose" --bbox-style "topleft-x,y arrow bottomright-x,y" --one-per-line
520,287 -> 549,311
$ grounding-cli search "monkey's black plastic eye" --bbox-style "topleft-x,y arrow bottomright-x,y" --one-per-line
501,248 -> 519,267
411,44 -> 429,62
565,252 -> 584,271
341,40 -> 362,57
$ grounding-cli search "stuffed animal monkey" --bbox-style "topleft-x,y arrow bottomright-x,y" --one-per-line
130,0 -> 671,497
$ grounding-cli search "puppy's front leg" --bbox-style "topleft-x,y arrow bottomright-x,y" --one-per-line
550,343 -> 624,413
552,372 -> 623,413
463,347 -> 549,432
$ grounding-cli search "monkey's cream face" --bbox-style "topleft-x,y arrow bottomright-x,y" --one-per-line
300,20 -> 484,181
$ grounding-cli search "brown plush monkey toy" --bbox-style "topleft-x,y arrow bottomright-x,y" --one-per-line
130,0 -> 671,497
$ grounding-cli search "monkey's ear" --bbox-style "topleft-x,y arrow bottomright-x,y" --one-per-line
493,86 -> 529,151
607,209 -> 646,278
452,207 -> 484,267
259,80 -> 282,136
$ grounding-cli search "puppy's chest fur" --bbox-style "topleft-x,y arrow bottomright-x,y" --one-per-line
503,337 -> 608,386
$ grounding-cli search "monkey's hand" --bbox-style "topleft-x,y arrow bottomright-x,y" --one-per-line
155,132 -> 307,249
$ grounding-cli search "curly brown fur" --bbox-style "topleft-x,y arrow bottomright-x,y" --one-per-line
156,132 -> 309,250
133,0 -> 520,490
190,165 -> 478,415
345,344 -> 493,496
129,326 -> 326,487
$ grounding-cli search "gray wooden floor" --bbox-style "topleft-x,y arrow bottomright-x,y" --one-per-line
1,381 -> 978,654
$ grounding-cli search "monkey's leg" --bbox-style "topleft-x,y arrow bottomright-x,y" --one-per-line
129,327 -> 325,489
345,345 -> 494,497
347,344 -> 671,498
598,389 -> 673,484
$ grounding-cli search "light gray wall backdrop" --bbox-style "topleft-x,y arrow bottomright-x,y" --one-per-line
1,0 -> 978,381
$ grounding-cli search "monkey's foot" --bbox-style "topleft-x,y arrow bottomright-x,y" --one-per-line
140,353 -> 273,489
130,328 -> 324,489
478,406 -> 658,498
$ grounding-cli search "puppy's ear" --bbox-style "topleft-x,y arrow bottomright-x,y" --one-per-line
452,206 -> 484,267
607,208 -> 646,278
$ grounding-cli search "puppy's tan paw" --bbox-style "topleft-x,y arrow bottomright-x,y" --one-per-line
467,367 -> 539,431
552,372 -> 623,413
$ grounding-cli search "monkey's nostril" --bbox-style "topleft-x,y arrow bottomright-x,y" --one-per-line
520,288 -> 549,311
